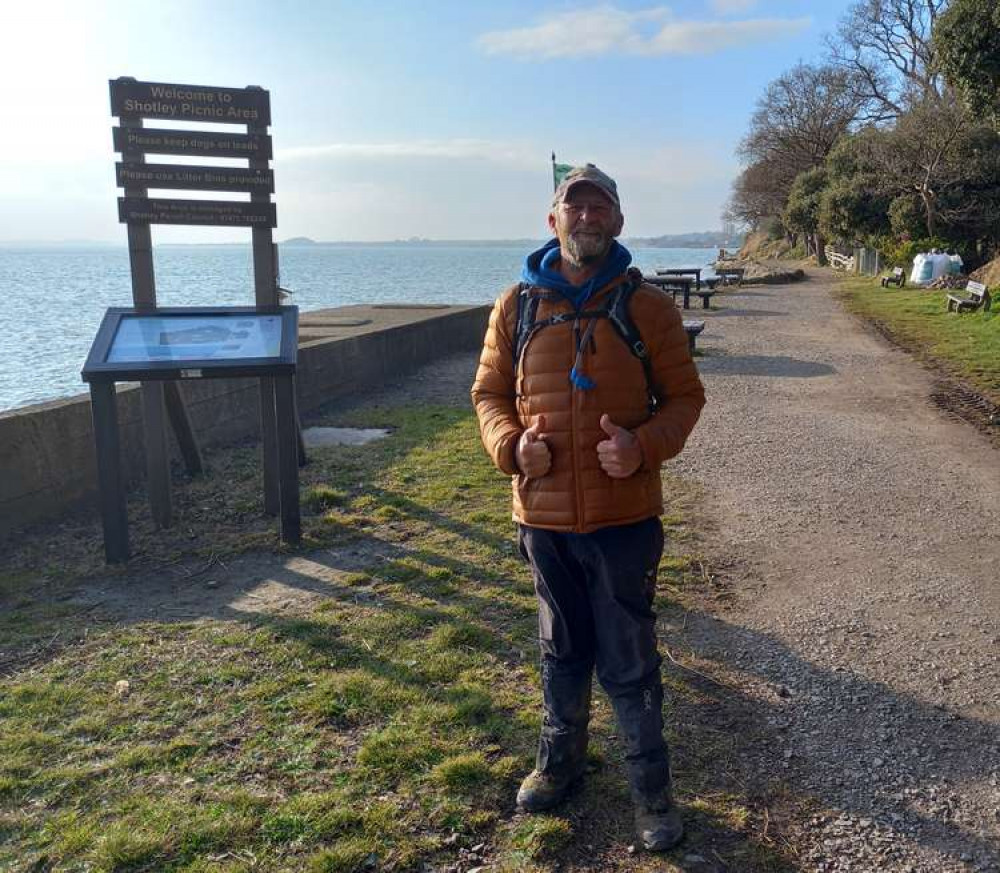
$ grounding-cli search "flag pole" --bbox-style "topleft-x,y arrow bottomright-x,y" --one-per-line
551,151 -> 558,192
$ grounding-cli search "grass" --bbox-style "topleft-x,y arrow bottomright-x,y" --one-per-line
0,401 -> 796,872
836,276 -> 1000,402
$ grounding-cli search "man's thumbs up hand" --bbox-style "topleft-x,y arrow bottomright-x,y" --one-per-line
523,414 -> 545,443
599,414 -> 631,440
516,414 -> 551,479
597,414 -> 642,479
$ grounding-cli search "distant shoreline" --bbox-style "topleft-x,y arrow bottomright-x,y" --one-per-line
0,237 -> 740,250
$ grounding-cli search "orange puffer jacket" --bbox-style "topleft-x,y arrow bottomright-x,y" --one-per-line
472,274 -> 705,533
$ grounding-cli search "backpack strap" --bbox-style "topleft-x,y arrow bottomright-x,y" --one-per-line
605,269 -> 662,412
513,284 -> 570,375
606,277 -> 647,361
513,283 -> 539,375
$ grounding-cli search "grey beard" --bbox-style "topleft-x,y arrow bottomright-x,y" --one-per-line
563,232 -> 612,267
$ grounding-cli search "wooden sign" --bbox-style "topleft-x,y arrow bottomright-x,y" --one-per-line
106,76 -> 289,545
113,126 -> 272,159
110,78 -> 270,126
116,163 -> 274,193
118,197 -> 277,227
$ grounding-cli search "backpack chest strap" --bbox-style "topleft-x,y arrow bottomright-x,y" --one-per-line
512,274 -> 663,410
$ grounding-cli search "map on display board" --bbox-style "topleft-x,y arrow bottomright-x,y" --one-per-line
106,313 -> 283,363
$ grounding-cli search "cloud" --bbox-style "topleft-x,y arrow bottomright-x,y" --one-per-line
276,138 -> 536,166
709,0 -> 758,14
477,7 -> 671,58
647,16 -> 809,54
476,5 -> 809,59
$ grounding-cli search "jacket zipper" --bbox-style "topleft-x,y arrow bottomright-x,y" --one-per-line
570,312 -> 586,531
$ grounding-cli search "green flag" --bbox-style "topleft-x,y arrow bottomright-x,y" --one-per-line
552,153 -> 573,191
552,161 -> 573,191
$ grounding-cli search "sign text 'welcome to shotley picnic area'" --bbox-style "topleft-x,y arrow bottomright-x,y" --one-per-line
110,80 -> 270,125
111,78 -> 275,229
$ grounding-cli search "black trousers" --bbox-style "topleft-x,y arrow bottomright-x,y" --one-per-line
518,517 -> 672,803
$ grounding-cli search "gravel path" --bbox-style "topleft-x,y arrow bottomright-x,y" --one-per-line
342,272 -> 999,870
668,271 -> 1000,872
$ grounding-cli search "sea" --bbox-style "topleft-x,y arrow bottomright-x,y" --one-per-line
0,243 -> 719,413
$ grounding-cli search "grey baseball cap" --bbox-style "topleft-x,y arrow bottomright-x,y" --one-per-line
552,163 -> 620,209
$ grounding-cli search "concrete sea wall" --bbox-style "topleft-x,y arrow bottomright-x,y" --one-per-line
0,304 -> 489,540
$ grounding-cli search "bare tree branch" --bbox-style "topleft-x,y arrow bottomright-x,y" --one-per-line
827,0 -> 945,121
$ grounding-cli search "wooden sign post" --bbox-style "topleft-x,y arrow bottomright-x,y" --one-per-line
109,77 -> 291,535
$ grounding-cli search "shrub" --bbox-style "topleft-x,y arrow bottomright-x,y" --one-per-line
877,236 -> 956,269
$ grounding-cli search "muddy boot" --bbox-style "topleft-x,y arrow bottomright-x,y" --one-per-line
634,790 -> 684,852
610,676 -> 684,851
516,767 -> 582,812
517,657 -> 592,812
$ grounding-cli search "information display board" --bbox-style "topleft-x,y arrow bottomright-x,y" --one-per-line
108,313 -> 283,363
83,306 -> 297,381
82,305 -> 300,563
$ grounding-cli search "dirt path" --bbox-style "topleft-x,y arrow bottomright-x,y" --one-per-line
668,271 -> 1000,872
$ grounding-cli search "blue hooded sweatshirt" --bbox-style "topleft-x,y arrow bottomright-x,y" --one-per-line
519,238 -> 635,390
520,237 -> 633,309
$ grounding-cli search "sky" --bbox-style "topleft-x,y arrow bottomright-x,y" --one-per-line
0,0 -> 854,243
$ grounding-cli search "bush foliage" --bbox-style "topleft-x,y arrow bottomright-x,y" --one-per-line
727,0 -> 1000,269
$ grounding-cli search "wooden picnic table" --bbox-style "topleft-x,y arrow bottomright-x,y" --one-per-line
655,267 -> 702,290
642,275 -> 715,310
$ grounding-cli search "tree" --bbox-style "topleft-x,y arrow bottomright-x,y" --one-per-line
819,129 -> 895,243
881,96 -> 973,236
783,168 -> 830,261
935,0 -> 1000,128
887,194 -> 926,238
730,64 -> 867,234
740,64 -> 867,181
725,160 -> 789,231
818,99 -> 1000,257
828,0 -> 946,121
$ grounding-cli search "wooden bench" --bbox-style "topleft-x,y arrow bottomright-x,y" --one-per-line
947,280 -> 991,313
691,288 -> 716,309
716,266 -> 744,287
881,267 -> 905,288
643,275 -> 690,305
683,320 -> 705,353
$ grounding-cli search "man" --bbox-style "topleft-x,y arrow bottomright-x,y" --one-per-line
471,164 -> 705,852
